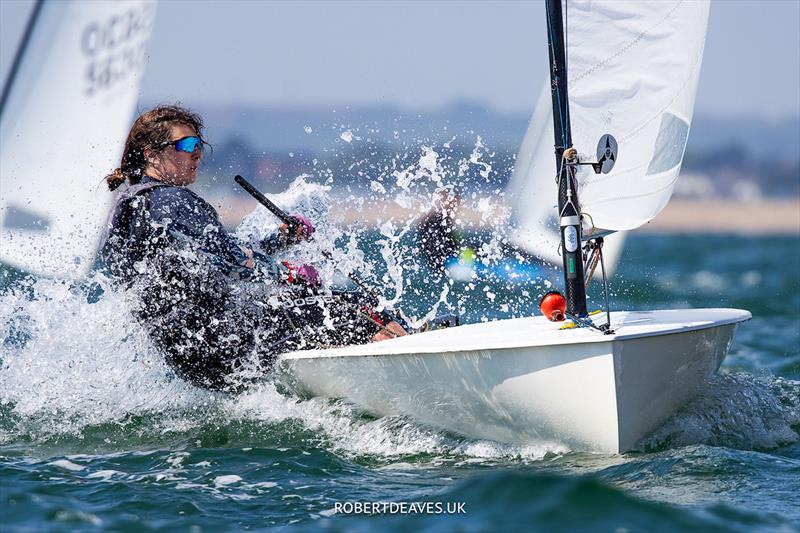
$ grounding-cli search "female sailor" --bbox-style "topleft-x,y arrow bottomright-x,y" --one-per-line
100,105 -> 406,391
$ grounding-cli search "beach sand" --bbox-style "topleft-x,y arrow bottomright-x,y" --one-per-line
637,200 -> 799,234
215,197 -> 799,235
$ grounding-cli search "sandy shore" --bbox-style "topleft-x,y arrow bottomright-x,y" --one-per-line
638,200 -> 800,234
216,197 -> 799,235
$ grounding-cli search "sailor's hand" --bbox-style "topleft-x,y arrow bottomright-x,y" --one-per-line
238,246 -> 255,268
280,214 -> 315,242
372,321 -> 407,342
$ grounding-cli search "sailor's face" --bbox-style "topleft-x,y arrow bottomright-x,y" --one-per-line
152,123 -> 203,186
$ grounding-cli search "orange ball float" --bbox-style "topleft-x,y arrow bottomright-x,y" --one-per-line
539,291 -> 566,322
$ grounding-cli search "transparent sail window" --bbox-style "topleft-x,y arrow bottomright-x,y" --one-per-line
646,112 -> 690,176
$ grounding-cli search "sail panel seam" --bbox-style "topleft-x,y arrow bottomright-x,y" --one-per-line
571,0 -> 684,86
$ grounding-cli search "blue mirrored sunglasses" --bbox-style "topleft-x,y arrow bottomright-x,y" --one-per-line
158,135 -> 204,154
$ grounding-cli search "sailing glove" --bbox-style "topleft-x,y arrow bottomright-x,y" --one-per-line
289,214 -> 315,242
282,261 -> 321,287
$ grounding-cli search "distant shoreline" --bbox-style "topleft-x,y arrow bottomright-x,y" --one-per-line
216,197 -> 800,235
639,200 -> 799,235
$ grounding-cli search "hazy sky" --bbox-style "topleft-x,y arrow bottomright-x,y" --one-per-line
1,0 -> 799,118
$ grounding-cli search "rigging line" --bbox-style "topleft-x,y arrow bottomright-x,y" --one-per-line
347,303 -> 401,339
558,193 -> 578,219
555,160 -> 567,215
584,246 -> 600,287
558,192 -> 578,219
556,151 -> 579,219
563,0 -> 569,139
598,240 -> 613,333
0,0 -> 44,121
333,299 -> 402,340
285,293 -> 401,341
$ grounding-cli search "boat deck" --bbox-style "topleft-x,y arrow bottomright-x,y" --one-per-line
281,308 -> 751,359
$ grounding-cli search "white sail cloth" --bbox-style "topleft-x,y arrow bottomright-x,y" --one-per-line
508,85 -> 627,273
507,0 -> 708,269
506,84 -> 564,266
566,0 -> 710,232
0,0 -> 157,279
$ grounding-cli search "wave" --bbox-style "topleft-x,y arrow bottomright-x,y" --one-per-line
322,470 -> 797,532
637,372 -> 800,452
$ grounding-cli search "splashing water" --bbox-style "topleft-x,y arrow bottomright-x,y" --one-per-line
0,135 -> 548,451
0,270 -> 565,459
0,275 -> 216,443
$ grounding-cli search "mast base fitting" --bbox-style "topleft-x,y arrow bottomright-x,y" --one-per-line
564,313 -> 615,335
540,291 -> 567,322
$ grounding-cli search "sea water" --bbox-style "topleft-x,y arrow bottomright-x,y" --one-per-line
1,148 -> 798,531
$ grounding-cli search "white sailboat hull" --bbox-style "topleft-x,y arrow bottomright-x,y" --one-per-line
277,308 -> 750,453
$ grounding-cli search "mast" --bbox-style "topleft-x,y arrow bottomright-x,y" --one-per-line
544,0 -> 588,317
0,0 -> 44,119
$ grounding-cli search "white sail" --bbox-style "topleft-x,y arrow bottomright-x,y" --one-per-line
506,83 -> 562,266
507,83 -> 626,274
566,0 -> 710,232
0,0 -> 157,279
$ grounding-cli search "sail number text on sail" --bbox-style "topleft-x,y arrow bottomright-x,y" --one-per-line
82,3 -> 156,96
